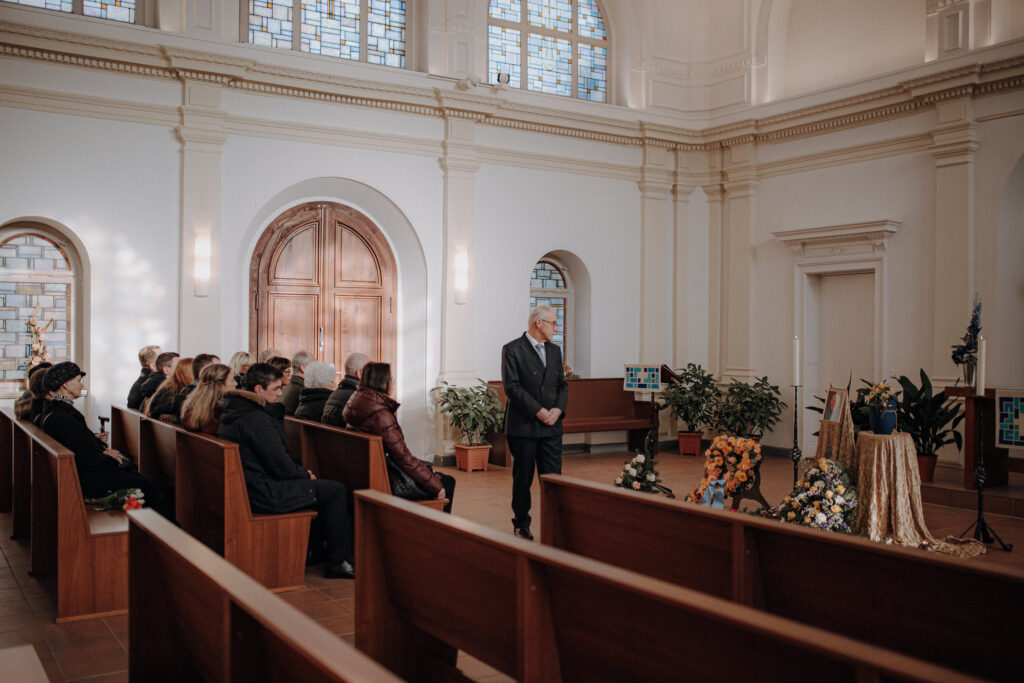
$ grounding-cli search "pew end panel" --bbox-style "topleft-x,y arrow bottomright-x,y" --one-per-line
11,419 -> 33,539
284,416 -> 314,472
0,408 -> 13,513
109,405 -> 144,468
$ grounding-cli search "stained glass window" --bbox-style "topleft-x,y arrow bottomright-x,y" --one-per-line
0,234 -> 73,382
489,0 -> 608,102
250,0 -> 406,68
83,0 -> 135,23
530,260 -> 570,364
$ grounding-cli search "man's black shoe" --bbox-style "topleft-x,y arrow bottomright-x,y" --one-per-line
324,559 -> 356,579
513,527 -> 534,541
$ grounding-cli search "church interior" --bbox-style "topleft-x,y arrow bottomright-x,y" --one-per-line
1,0 -> 1023,679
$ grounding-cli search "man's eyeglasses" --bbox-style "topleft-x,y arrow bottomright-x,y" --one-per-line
538,319 -> 557,327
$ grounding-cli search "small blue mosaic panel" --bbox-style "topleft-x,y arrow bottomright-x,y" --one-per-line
996,392 -> 1024,449
623,364 -> 661,392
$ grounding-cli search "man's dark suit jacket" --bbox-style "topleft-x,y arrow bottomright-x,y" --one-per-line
500,333 -> 569,439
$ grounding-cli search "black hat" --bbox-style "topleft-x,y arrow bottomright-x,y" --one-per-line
43,362 -> 86,392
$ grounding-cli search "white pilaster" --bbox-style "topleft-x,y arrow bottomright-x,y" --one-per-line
720,140 -> 758,383
637,143 -> 674,364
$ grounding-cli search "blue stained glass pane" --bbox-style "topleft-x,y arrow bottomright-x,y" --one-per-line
301,0 -> 360,60
527,0 -> 572,32
366,0 -> 406,67
488,0 -> 520,22
531,261 -> 565,288
577,42 -> 606,102
577,0 -> 606,39
488,25 -> 522,88
249,0 -> 294,50
527,33 -> 571,97
2,0 -> 73,13
82,0 -> 135,22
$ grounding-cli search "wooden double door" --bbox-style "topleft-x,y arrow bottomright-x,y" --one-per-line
250,202 -> 396,371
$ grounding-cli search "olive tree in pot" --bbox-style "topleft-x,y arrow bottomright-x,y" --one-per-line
659,363 -> 719,456
895,369 -> 964,483
435,380 -> 506,472
714,376 -> 786,441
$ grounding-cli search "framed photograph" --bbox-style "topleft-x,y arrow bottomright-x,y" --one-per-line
823,387 -> 847,423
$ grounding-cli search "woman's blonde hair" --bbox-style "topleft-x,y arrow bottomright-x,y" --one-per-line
228,351 -> 255,379
146,357 -> 194,416
180,363 -> 232,431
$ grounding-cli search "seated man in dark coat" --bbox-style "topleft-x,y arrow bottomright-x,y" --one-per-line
137,351 -> 178,411
321,352 -> 368,427
127,345 -> 160,409
39,362 -> 171,518
218,363 -> 355,579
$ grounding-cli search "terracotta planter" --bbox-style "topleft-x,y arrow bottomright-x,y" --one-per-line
917,454 -> 937,483
677,431 -> 702,457
455,444 -> 490,472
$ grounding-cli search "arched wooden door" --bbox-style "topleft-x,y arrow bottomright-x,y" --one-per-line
250,202 -> 397,371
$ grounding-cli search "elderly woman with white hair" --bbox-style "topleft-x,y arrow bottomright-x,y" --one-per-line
294,360 -> 338,421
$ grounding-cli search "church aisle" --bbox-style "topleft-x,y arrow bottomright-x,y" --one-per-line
0,449 -> 1021,681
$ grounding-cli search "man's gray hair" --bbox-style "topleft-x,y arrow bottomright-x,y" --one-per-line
303,361 -> 337,389
258,347 -> 282,363
291,350 -> 312,371
529,304 -> 555,327
344,352 -> 370,375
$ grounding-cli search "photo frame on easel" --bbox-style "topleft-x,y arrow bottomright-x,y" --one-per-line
823,387 -> 847,423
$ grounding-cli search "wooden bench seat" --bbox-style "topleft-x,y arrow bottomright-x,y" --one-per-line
26,420 -> 128,622
486,378 -> 653,466
539,474 -> 1024,681
109,405 -> 145,468
286,416 -> 446,511
127,508 -> 401,682
354,490 -> 973,683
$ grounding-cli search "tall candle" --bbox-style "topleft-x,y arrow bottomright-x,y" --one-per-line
793,336 -> 800,386
977,336 -> 986,396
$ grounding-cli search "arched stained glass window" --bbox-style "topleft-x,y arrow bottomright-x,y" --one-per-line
0,233 -> 73,383
248,0 -> 408,68
488,0 -> 609,102
2,0 -> 138,23
530,259 -> 571,364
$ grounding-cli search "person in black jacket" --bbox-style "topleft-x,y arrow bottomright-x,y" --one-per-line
322,352 -> 368,427
127,345 -> 160,409
137,351 -> 178,411
280,350 -> 310,416
218,363 -> 355,579
500,304 -> 568,540
39,362 -> 171,518
293,361 -> 336,421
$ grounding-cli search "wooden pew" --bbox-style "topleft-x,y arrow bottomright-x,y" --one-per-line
27,420 -> 128,622
0,407 -> 13,513
286,416 -> 446,511
539,474 -> 1024,681
108,405 -> 144,468
128,508 -> 400,683
11,416 -> 35,539
354,490 -> 973,683
171,425 -> 315,592
486,378 -> 653,466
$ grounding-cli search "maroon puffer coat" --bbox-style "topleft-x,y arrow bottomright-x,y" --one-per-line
341,387 -> 443,496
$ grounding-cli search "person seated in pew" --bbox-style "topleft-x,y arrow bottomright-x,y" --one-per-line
185,353 -> 219,393
343,362 -> 456,513
39,362 -> 172,518
180,363 -> 235,435
138,351 -> 179,410
127,345 -> 161,410
218,363 -> 356,579
281,351 -> 311,416
15,362 -> 52,420
321,352 -> 368,428
293,361 -> 337,421
228,351 -> 254,390
267,356 -> 292,387
146,357 -> 194,422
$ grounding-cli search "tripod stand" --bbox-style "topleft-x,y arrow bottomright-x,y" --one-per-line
960,397 -> 1013,551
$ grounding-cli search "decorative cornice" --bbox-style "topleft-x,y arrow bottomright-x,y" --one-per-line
771,221 -> 901,258
0,42 -> 174,78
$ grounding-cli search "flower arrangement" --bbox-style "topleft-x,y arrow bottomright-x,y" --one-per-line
26,302 -> 54,367
614,451 -> 673,496
755,456 -> 857,533
866,379 -> 900,409
686,435 -> 763,505
562,363 -> 580,379
85,487 -> 145,512
950,294 -> 982,366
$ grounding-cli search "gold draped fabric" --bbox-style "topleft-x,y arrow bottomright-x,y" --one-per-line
855,432 -> 985,559
815,401 -> 857,479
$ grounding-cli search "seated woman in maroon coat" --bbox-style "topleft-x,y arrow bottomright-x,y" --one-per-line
342,362 -> 455,512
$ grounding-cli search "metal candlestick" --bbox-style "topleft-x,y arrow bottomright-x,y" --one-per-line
790,385 -> 801,485
960,396 -> 1013,551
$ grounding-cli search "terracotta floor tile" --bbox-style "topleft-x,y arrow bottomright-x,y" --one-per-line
294,599 -> 353,620
278,588 -> 332,607
103,614 -> 128,637
315,582 -> 356,601
68,670 -> 128,683
49,634 -> 127,681
0,598 -> 32,617
0,611 -> 42,635
41,617 -> 116,646
315,612 -> 355,636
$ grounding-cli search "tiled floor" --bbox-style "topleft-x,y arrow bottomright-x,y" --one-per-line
2,448 -> 1022,681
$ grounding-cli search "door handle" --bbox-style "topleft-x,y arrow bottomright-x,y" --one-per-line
318,327 -> 324,352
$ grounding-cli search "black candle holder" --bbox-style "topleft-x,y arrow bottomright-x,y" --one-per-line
960,396 -> 1012,551
790,385 -> 802,485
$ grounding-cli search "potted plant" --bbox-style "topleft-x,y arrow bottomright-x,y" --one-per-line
865,379 -> 901,435
659,363 -> 719,456
435,380 -> 506,472
895,369 -> 964,483
714,376 -> 786,441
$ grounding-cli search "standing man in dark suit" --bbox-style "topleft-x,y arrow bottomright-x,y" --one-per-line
501,304 -> 568,540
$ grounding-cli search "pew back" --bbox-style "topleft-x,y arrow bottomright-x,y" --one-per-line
128,508 -> 400,682
10,415 -> 33,538
539,474 -> 1024,680
109,405 -> 144,468
355,490 -> 972,683
0,407 -> 13,513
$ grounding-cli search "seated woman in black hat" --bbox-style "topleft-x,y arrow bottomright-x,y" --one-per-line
38,361 -> 171,518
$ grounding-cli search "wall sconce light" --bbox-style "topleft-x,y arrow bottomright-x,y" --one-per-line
497,72 -> 511,86
454,247 -> 468,305
194,232 -> 211,297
